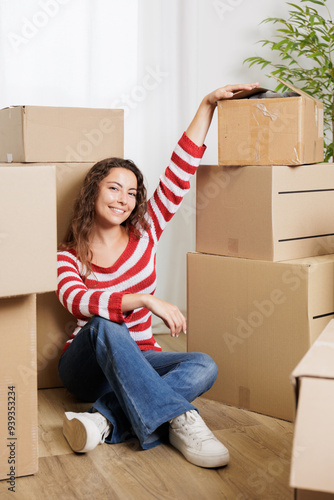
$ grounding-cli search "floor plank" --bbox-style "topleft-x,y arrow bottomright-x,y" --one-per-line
0,333 -> 295,499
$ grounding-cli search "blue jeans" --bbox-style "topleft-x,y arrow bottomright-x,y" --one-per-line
58,316 -> 218,449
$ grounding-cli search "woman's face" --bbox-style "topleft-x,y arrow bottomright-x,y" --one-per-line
94,167 -> 138,229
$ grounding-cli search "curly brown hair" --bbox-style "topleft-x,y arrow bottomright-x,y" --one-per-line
60,157 -> 150,276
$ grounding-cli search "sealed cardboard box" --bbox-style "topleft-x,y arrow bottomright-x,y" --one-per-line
0,165 -> 57,297
37,292 -> 76,389
0,106 -> 123,163
49,162 -> 94,244
8,162 -> 95,244
196,163 -> 334,262
217,77 -> 324,166
187,252 -> 334,421
32,162 -> 93,388
0,294 -> 38,480
44,162 -> 94,388
290,320 -> 334,499
8,162 -> 94,388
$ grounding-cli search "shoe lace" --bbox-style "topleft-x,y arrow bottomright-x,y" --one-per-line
183,410 -> 215,443
87,413 -> 111,443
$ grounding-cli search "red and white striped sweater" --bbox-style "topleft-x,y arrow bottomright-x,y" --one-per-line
57,133 -> 206,353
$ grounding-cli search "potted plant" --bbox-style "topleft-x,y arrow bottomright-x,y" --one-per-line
244,0 -> 334,161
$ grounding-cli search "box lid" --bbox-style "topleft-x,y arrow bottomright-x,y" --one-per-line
290,320 -> 334,494
224,74 -> 321,104
291,319 -> 334,384
290,376 -> 334,494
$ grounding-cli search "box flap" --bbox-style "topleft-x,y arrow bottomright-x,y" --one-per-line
224,74 -> 320,103
270,74 -> 321,103
291,320 -> 334,384
228,86 -> 269,99
290,377 -> 334,493
0,105 -> 27,111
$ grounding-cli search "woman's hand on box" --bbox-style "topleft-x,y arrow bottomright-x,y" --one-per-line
205,82 -> 260,106
186,82 -> 259,147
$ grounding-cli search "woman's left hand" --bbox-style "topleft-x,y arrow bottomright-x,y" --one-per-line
186,82 -> 260,146
205,82 -> 260,106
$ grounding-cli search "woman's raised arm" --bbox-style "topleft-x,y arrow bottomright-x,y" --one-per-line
185,82 -> 259,147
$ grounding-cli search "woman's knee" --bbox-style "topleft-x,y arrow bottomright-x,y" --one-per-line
196,352 -> 218,384
88,316 -> 136,353
89,316 -> 129,340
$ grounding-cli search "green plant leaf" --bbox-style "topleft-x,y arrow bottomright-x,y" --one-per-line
287,2 -> 304,11
244,0 -> 333,160
301,0 -> 327,5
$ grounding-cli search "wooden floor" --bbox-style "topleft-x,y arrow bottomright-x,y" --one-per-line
0,334 -> 295,500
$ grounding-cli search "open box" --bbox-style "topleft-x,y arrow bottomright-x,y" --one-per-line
290,319 -> 334,499
217,76 -> 324,166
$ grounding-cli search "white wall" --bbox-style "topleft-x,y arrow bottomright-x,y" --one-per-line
1,0 -> 331,333
135,0 -> 294,332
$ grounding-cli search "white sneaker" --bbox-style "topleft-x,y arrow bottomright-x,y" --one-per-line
169,410 -> 229,468
63,411 -> 112,453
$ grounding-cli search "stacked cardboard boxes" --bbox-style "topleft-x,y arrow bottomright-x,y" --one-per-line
0,105 -> 124,480
187,79 -> 334,422
0,163 -> 57,481
290,319 -> 334,498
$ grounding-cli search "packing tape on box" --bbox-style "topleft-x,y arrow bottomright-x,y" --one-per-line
239,386 -> 250,408
250,107 -> 270,164
255,103 -> 278,121
317,107 -> 324,138
228,238 -> 239,255
315,340 -> 334,350
293,147 -> 301,164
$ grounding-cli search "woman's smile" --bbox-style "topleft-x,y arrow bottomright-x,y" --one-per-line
109,206 -> 126,215
94,167 -> 138,227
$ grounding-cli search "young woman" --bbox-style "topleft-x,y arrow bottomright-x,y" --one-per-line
57,82 -> 259,468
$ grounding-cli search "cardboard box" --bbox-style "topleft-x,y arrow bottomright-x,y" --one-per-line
196,163 -> 334,262
0,106 -> 124,163
0,294 -> 38,480
33,162 -> 93,388
296,492 -> 333,500
217,77 -> 324,166
51,162 -> 94,244
290,320 -> 334,499
0,165 -> 57,297
5,162 -> 94,388
37,292 -> 76,389
187,252 -> 334,421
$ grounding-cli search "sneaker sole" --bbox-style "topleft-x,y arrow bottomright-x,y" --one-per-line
63,416 -> 88,453
169,432 -> 230,468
